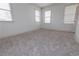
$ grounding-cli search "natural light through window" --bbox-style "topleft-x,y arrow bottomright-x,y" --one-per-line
64,4 -> 77,24
0,3 -> 12,21
44,10 -> 51,23
35,10 -> 40,22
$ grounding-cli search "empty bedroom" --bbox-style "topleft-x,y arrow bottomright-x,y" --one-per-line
0,3 -> 79,56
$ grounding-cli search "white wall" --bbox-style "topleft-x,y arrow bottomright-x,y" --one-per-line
0,3 -> 41,39
75,19 -> 79,43
41,4 -> 77,32
75,5 -> 79,43
0,3 -> 78,39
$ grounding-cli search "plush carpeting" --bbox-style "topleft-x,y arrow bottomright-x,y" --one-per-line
0,29 -> 79,56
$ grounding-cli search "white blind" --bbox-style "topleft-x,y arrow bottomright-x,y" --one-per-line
64,5 -> 77,24
45,10 -> 51,23
0,3 -> 12,21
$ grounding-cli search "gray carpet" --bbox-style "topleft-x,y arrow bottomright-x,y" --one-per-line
0,29 -> 79,56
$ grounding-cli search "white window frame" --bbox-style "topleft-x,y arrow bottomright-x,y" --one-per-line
35,9 -> 40,23
44,10 -> 51,23
64,4 -> 78,24
0,3 -> 12,21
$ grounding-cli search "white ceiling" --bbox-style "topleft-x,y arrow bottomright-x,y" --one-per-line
33,3 -> 77,8
34,3 -> 53,7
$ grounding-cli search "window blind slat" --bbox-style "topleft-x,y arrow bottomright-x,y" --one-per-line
64,4 -> 77,24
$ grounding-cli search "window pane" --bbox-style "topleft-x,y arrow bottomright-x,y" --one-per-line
45,17 -> 51,23
0,10 -> 12,21
65,14 -> 75,20
0,3 -> 12,21
64,20 -> 74,23
35,10 -> 40,16
64,4 -> 77,24
65,5 -> 77,13
35,10 -> 40,22
35,16 -> 40,22
0,3 -> 10,10
45,10 -> 51,23
45,10 -> 51,17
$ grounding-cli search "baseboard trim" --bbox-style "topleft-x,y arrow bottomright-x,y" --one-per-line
40,28 -> 75,33
0,28 -> 40,40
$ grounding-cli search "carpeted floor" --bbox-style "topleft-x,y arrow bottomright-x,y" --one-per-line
0,29 -> 79,56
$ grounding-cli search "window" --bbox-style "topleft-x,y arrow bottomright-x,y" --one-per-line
64,5 -> 77,24
0,3 -> 12,21
44,10 -> 51,23
35,10 -> 40,22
